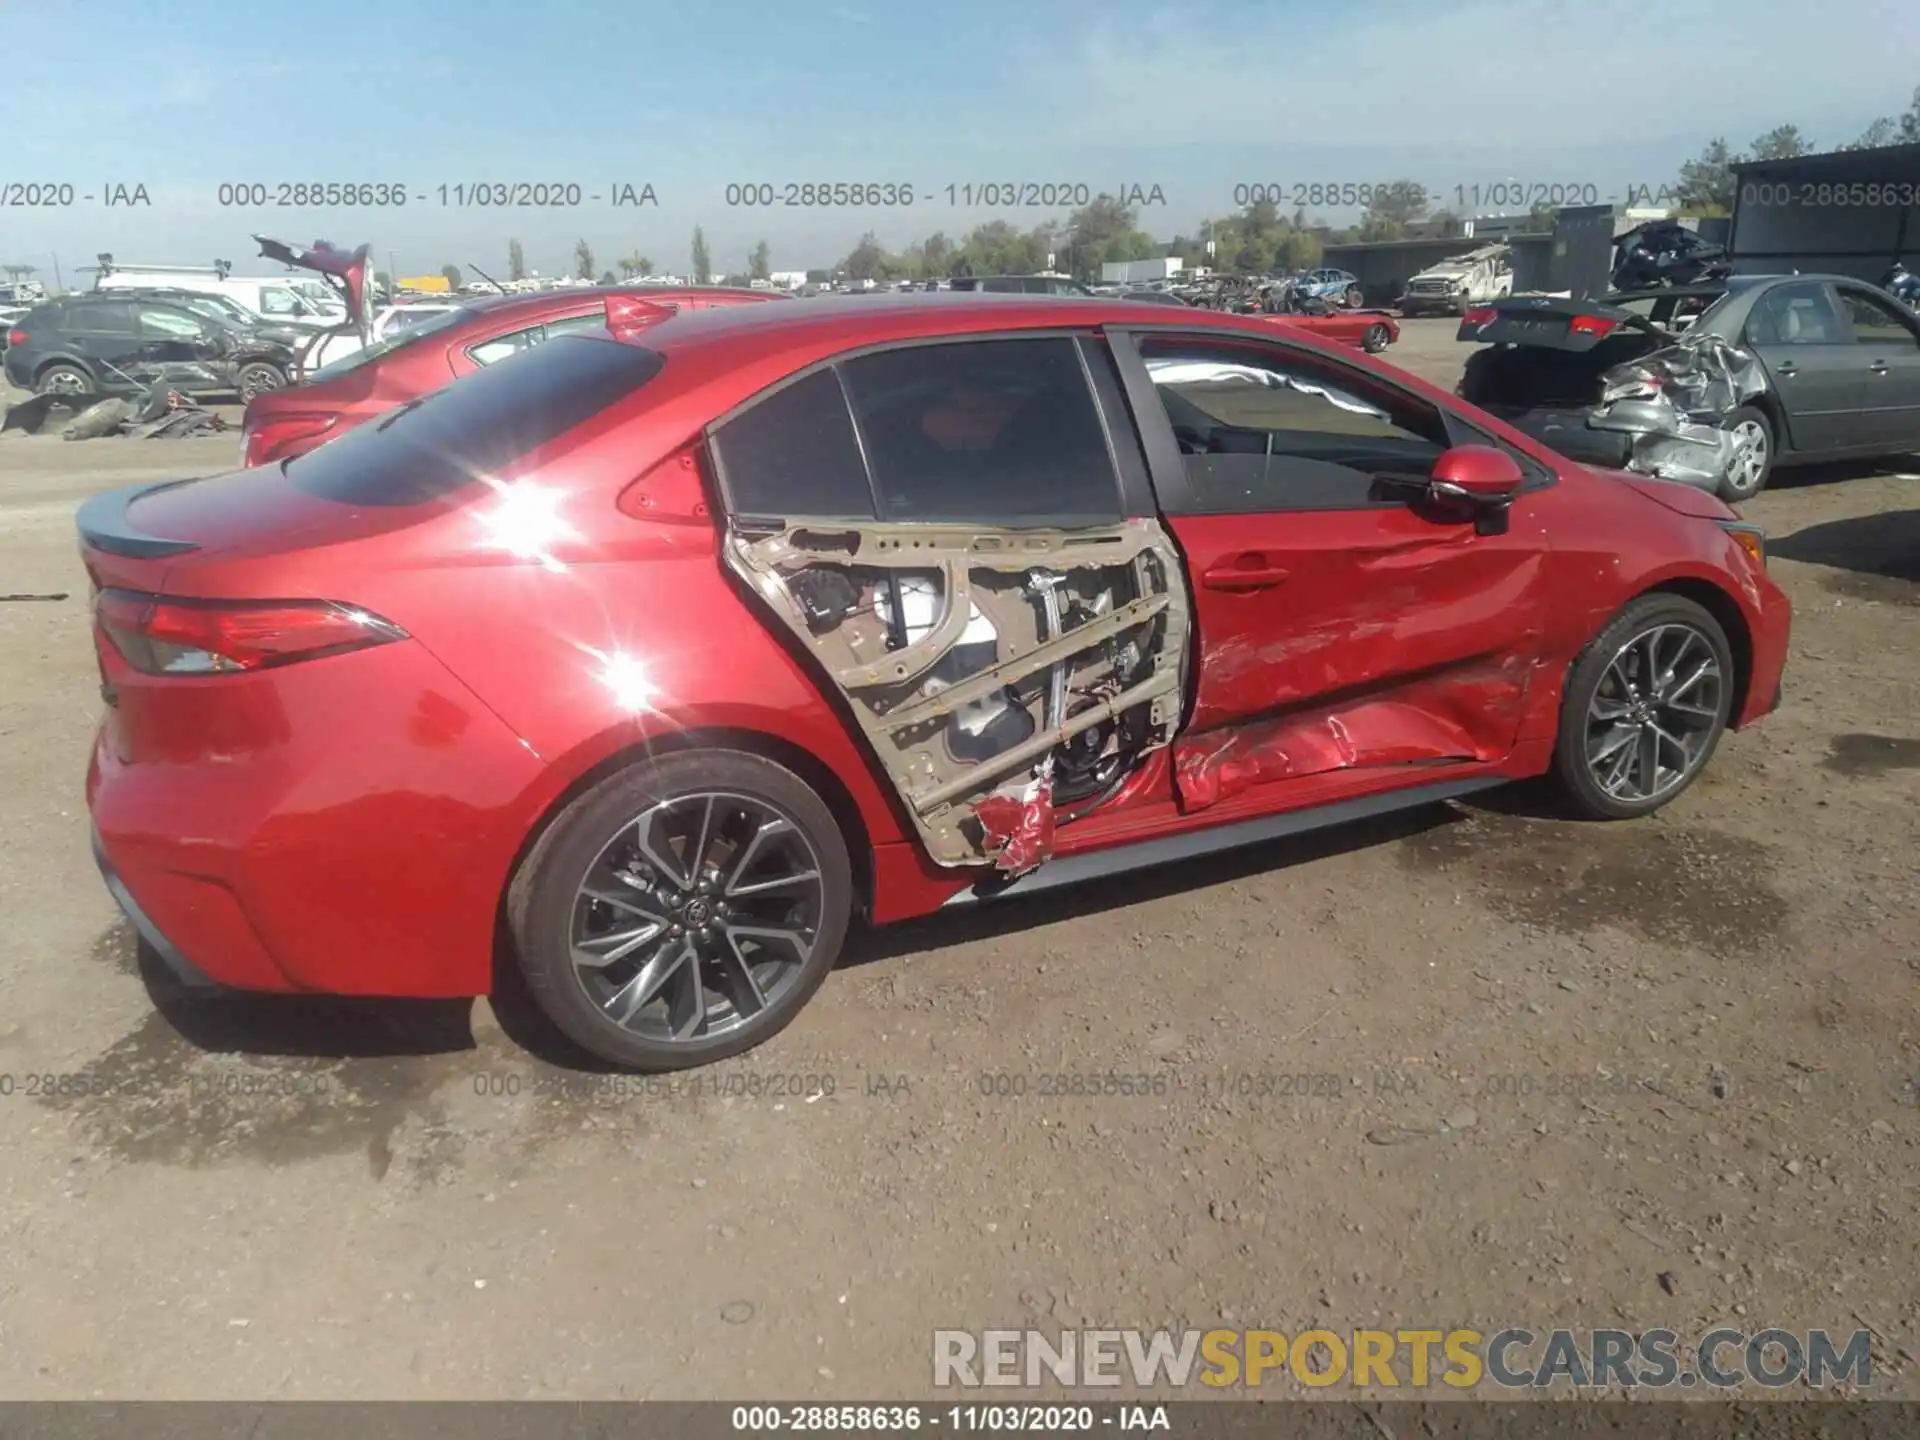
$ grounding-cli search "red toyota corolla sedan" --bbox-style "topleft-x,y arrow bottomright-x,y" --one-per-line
239,284 -> 783,467
80,294 -> 1789,1070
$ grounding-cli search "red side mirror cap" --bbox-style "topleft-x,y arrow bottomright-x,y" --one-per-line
1431,444 -> 1524,501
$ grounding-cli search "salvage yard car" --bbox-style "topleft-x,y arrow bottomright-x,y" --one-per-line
1400,243 -> 1514,316
80,292 -> 1789,1071
4,293 -> 296,401
1458,275 -> 1920,499
239,283 -> 783,466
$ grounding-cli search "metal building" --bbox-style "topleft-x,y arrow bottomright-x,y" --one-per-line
1727,143 -> 1920,281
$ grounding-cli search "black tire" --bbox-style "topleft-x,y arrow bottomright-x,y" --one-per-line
237,361 -> 286,401
1716,405 -> 1773,502
507,749 -> 853,1070
35,362 -> 94,397
1550,594 -> 1735,821
1363,323 -> 1392,353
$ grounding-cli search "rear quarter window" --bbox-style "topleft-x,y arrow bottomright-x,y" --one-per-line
287,335 -> 664,506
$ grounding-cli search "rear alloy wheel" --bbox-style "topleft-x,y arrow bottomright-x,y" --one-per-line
509,750 -> 852,1070
1363,323 -> 1392,353
237,361 -> 286,401
1717,406 -> 1773,501
36,363 -> 93,397
1344,285 -> 1365,309
1550,594 -> 1734,820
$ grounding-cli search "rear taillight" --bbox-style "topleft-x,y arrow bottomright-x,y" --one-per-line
5,328 -> 27,348
1461,307 -> 1497,327
1569,314 -> 1617,338
94,588 -> 406,675
243,412 -> 338,467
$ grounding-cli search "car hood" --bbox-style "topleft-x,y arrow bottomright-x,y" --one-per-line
1597,468 -> 1738,520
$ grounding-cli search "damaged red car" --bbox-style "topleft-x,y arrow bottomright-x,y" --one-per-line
80,293 -> 1790,1070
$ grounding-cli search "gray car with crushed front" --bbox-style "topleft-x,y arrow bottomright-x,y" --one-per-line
1457,275 -> 1920,500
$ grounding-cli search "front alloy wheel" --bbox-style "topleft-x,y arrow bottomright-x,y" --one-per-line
1551,595 -> 1734,820
510,750 -> 852,1069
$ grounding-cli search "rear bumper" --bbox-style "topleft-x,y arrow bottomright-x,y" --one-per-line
91,829 -> 220,991
85,637 -> 549,998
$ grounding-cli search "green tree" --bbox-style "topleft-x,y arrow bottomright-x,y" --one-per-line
1673,137 -> 1740,215
843,231 -> 889,281
1749,123 -> 1813,160
599,270 -> 618,286
1844,84 -> 1920,148
618,252 -> 653,279
692,226 -> 711,284
1527,200 -> 1557,232
1354,180 -> 1429,239
573,239 -> 595,281
748,240 -> 771,282
508,239 -> 526,281
441,263 -> 463,289
922,231 -> 954,278
374,269 -> 393,292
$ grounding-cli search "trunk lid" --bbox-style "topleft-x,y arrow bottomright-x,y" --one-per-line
1458,295 -> 1667,352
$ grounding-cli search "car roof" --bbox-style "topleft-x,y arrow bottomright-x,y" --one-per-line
437,284 -> 778,322
632,291 -> 1346,373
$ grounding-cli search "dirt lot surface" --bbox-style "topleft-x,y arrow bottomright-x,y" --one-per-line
0,320 -> 1915,1401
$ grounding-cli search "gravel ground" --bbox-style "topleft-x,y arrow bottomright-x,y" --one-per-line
0,319 -> 1914,1401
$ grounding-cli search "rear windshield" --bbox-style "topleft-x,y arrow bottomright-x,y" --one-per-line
307,306 -> 472,380
287,336 -> 664,505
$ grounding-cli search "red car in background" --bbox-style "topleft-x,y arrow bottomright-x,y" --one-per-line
241,284 -> 783,466
1262,306 -> 1399,353
81,293 -> 1787,1072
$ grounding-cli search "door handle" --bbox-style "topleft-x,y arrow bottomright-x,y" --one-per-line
1773,361 -> 1796,376
1202,554 -> 1292,591
1869,360 -> 1889,374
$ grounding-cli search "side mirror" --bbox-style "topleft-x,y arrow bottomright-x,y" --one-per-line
1427,445 -> 1524,533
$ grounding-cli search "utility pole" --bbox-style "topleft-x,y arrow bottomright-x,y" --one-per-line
51,253 -> 64,292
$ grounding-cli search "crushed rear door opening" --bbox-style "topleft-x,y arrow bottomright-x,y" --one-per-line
724,519 -> 1192,874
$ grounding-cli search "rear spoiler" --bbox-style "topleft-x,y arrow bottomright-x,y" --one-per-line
604,293 -> 678,340
76,480 -> 201,559
1456,295 -> 1671,353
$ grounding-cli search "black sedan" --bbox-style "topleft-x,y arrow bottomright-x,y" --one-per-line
2,293 -> 295,402
1457,274 -> 1920,499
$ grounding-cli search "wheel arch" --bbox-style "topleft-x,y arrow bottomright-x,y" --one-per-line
1743,392 -> 1789,454
34,354 -> 92,383
502,725 -> 879,922
1636,576 -> 1755,723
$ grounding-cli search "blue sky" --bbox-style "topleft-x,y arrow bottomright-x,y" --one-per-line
7,0 -> 1917,280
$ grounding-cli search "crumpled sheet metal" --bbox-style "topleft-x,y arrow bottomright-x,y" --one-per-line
973,773 -> 1056,875
1591,332 -> 1768,489
1174,657 -> 1529,811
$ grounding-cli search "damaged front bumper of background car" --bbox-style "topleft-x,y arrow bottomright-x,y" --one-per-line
1586,331 -> 1768,491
